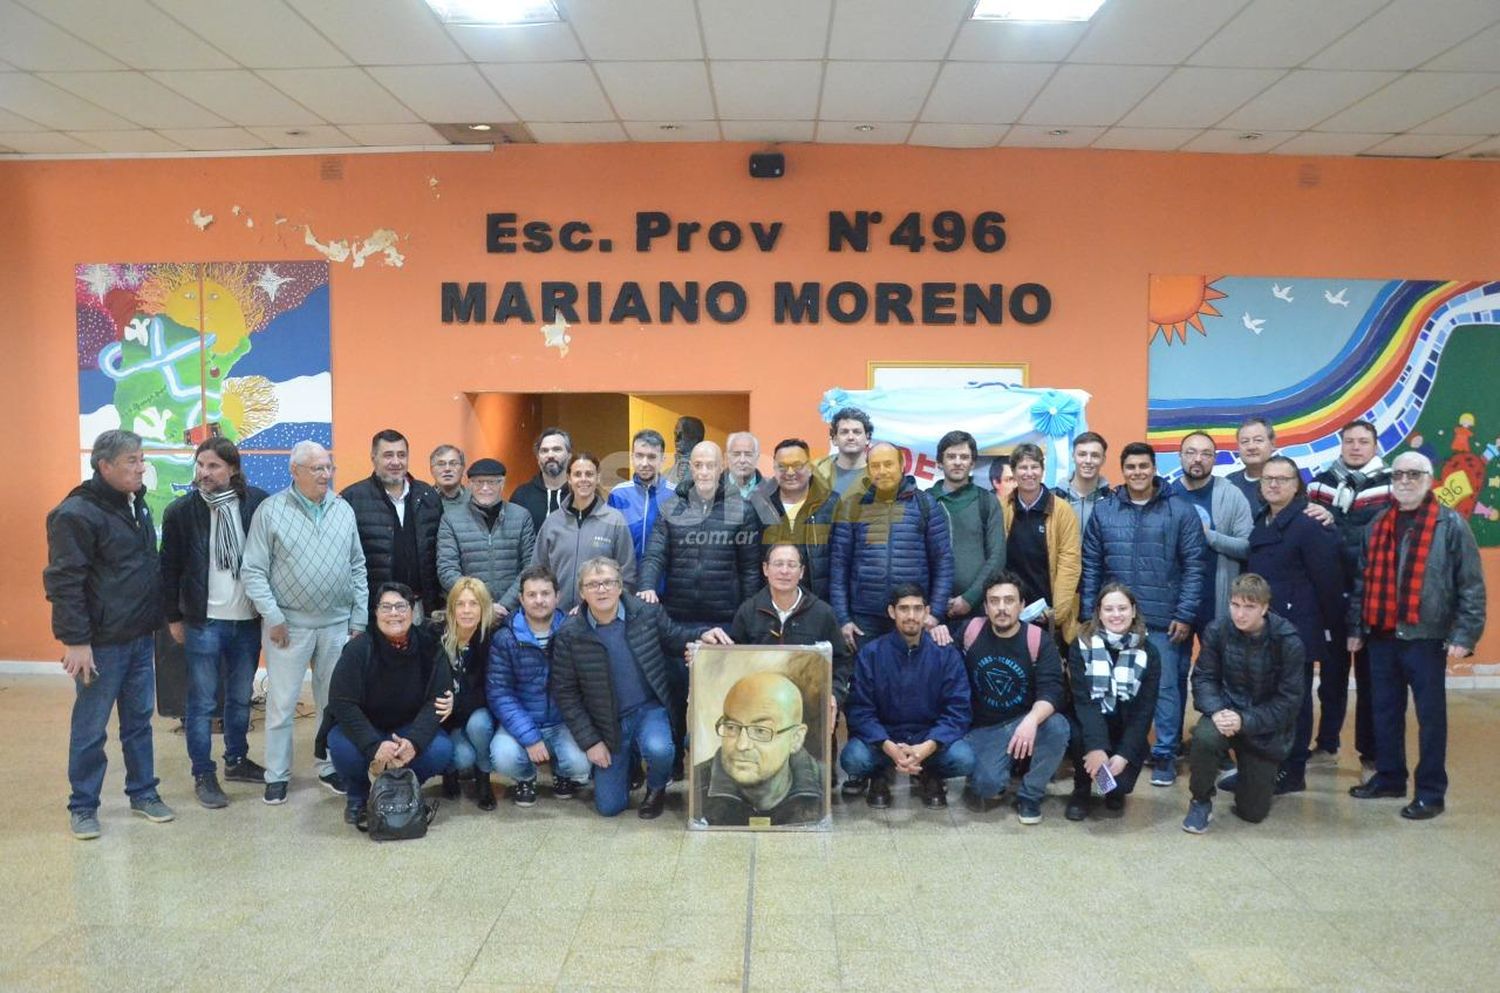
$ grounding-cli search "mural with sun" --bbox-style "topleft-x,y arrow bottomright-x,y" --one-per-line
76,260 -> 331,530
1147,273 -> 1500,554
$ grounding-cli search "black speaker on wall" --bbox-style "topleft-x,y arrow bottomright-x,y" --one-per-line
749,152 -> 785,179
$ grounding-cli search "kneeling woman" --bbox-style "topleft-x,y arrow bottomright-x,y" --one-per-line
318,582 -> 454,827
1065,583 -> 1161,820
435,577 -> 498,810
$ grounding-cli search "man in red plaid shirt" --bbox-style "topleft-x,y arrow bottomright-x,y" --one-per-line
1346,452 -> 1485,821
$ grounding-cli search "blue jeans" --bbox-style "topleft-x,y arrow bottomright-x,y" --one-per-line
183,618 -> 261,776
490,722 -> 592,783
964,713 -> 1071,801
1148,629 -> 1192,761
839,737 -> 976,780
447,709 -> 496,775
593,704 -> 673,817
68,635 -> 159,813
1367,636 -> 1448,804
325,723 -> 455,801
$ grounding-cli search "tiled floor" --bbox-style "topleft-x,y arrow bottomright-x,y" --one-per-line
2,673 -> 1498,993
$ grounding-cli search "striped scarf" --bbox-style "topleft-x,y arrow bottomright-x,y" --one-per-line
1362,495 -> 1438,633
1079,630 -> 1148,715
202,488 -> 243,578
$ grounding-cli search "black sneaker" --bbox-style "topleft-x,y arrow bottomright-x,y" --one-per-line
866,777 -> 892,809
1274,770 -> 1306,795
920,775 -> 948,809
1064,790 -> 1091,822
319,771 -> 347,796
1015,796 -> 1042,825
512,779 -> 538,807
840,776 -> 869,798
264,781 -> 289,805
553,777 -> 580,799
344,796 -> 367,825
194,772 -> 229,809
223,757 -> 267,783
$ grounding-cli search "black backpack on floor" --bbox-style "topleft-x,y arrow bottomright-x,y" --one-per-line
367,768 -> 434,841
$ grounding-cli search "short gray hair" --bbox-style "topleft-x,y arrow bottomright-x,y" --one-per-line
90,429 -> 142,471
577,555 -> 622,591
1392,450 -> 1434,475
288,440 -> 328,468
429,443 -> 464,466
726,432 -> 759,456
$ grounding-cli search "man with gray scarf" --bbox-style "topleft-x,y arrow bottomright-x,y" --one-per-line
1306,419 -> 1392,778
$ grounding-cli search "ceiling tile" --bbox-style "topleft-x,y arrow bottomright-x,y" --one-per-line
149,70 -> 323,127
1316,72 -> 1500,133
1424,22 -> 1500,73
814,120 -> 911,144
152,0 -> 350,69
0,0 -> 123,71
338,122 -> 448,146
527,121 -> 628,142
285,0 -> 464,65
258,68 -> 419,125
1000,125 -> 1106,148
1453,134 -> 1500,157
922,62 -> 1056,124
711,61 -> 821,121
1070,0 -> 1247,65
156,126 -> 273,151
1019,65 -> 1169,127
821,61 -> 938,123
1267,132 -> 1387,156
1119,67 -> 1283,128
245,123 -> 357,148
563,0 -> 702,60
719,120 -> 815,142
1412,87 -> 1500,134
367,65 -> 516,123
622,120 -> 720,141
699,0 -> 830,60
0,105 -> 43,131
1364,132 -> 1490,157
0,130 -> 101,153
1180,128 -> 1297,153
63,129 -> 183,153
1219,70 -> 1400,130
479,62 -> 612,121
1307,0 -> 1500,71
948,20 -> 1087,62
1090,127 -> 1200,151
0,73 -> 130,129
444,22 -> 584,62
17,0 -> 235,70
594,61 -> 713,120
908,123 -> 1006,148
1188,0 -> 1386,69
40,72 -> 228,128
828,0 -> 973,60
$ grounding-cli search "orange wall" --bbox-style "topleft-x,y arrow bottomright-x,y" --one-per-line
4,144 -> 1499,662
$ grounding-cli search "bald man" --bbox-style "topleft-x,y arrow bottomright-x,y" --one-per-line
693,670 -> 825,826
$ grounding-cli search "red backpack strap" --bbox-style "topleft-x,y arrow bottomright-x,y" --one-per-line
962,616 -> 986,653
1025,622 -> 1042,662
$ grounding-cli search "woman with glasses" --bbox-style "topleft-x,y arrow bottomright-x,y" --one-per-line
317,582 -> 454,829
1242,455 -> 1345,794
432,577 -> 498,811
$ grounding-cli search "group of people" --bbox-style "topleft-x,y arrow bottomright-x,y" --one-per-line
43,409 -> 1485,840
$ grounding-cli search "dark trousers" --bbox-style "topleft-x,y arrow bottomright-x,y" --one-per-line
1367,636 -> 1448,804
1066,713 -> 1142,798
1188,719 -> 1279,823
326,723 -> 454,801
1281,657 -> 1316,778
1317,641 -> 1374,760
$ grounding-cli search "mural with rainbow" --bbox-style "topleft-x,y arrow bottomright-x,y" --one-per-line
1147,275 -> 1500,549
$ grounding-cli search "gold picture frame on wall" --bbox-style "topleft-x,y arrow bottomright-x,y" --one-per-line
866,361 -> 1029,390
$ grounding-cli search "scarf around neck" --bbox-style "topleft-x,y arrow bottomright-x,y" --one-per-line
201,488 -> 243,577
1363,494 -> 1439,633
1079,629 -> 1148,714
1328,455 -> 1385,514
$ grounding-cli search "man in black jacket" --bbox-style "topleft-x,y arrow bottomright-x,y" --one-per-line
511,427 -> 572,532
1182,574 -> 1304,833
340,429 -> 444,619
44,429 -> 174,839
159,438 -> 269,808
551,557 -> 730,819
729,543 -> 852,709
750,438 -> 838,600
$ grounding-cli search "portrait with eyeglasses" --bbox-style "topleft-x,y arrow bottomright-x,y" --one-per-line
689,645 -> 832,830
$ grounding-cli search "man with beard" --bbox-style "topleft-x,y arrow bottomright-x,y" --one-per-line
1168,431 -> 1252,636
341,429 -> 444,619
694,671 -> 824,826
512,427 -> 572,533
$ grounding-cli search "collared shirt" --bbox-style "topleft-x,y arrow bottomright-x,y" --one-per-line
290,485 -> 330,523
385,478 -> 411,526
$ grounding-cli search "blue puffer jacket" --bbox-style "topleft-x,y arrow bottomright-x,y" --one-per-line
845,630 -> 971,748
486,609 -> 566,748
1080,479 -> 1208,632
829,476 -> 954,624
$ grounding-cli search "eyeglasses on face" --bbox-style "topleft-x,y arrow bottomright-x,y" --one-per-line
714,717 -> 799,744
1391,469 -> 1431,482
775,461 -> 809,473
581,578 -> 620,592
295,463 -> 334,476
432,459 -> 463,470
376,601 -> 412,615
1260,475 -> 1297,486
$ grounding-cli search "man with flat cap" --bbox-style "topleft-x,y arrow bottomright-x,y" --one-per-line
693,670 -> 825,826
437,457 -> 536,620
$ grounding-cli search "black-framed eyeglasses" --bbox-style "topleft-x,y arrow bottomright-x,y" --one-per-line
1391,469 -> 1430,482
376,602 -> 413,615
714,717 -> 800,744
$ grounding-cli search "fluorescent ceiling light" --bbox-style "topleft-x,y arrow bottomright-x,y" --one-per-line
971,0 -> 1107,22
425,0 -> 560,25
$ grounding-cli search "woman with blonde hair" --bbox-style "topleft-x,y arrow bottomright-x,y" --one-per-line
434,576 -> 498,810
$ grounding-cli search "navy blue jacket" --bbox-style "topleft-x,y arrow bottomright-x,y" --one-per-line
829,476 -> 954,624
1080,479 -> 1208,632
486,609 -> 566,748
1247,497 -> 1345,661
846,630 -> 971,748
